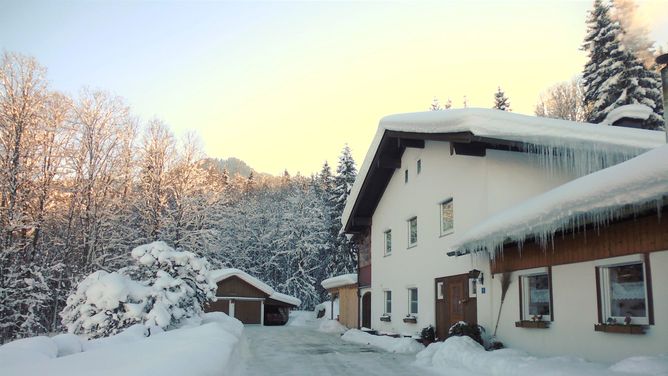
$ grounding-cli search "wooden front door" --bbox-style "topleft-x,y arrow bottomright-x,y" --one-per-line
361,292 -> 371,329
434,274 -> 477,340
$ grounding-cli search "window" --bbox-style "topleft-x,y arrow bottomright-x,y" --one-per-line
404,169 -> 408,183
384,230 -> 392,256
417,159 -> 422,174
520,272 -> 551,321
440,199 -> 454,236
384,291 -> 392,315
408,288 -> 418,315
598,262 -> 649,325
407,217 -> 417,247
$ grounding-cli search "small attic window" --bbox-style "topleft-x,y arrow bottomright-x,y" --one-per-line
417,159 -> 422,174
404,169 -> 408,183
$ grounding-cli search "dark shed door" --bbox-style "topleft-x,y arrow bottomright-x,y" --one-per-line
361,292 -> 371,329
235,300 -> 262,324
205,299 -> 230,315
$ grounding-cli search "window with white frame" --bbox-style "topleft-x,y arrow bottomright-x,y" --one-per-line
598,261 -> 649,325
520,272 -> 551,321
440,199 -> 454,236
407,217 -> 418,247
384,230 -> 392,256
408,288 -> 418,316
384,290 -> 392,315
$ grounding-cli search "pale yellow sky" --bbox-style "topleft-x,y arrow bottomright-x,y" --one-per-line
3,1 -> 667,175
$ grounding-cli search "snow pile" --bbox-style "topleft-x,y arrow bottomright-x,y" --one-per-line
343,108 -> 665,230
416,336 -> 668,376
603,104 -> 653,125
341,329 -> 424,354
0,312 -> 245,376
609,354 -> 668,375
321,273 -> 357,290
287,310 -> 318,327
318,319 -> 348,334
450,144 -> 668,257
61,241 -> 217,339
314,299 -> 339,320
209,268 -> 301,307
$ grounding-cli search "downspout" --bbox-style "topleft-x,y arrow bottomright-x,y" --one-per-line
656,53 -> 668,142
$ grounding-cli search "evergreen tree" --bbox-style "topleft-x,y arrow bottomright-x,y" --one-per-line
493,86 -> 511,111
582,0 -> 664,128
328,145 -> 358,277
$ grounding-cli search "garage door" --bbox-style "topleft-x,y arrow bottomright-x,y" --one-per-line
234,300 -> 262,324
205,299 -> 230,315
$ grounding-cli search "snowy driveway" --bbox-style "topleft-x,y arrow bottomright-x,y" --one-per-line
241,325 -> 437,376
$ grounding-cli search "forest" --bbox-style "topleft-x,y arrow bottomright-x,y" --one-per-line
0,51 -> 357,342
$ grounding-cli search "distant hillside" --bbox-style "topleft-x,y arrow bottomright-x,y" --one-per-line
201,157 -> 270,177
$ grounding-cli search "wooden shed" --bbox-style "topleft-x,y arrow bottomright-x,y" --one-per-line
321,273 -> 358,328
206,268 -> 301,325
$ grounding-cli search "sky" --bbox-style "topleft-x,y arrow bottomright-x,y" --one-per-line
1,0 -> 667,176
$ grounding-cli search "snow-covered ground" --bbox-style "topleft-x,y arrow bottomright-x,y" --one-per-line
242,311 -> 436,376
2,309 -> 666,376
0,312 -> 245,376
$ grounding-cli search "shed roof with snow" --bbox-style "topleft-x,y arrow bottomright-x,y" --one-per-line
209,268 -> 301,307
342,108 -> 665,233
448,144 -> 668,257
321,274 -> 357,290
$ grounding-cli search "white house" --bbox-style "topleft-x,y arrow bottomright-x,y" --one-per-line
448,144 -> 668,362
341,108 -> 665,357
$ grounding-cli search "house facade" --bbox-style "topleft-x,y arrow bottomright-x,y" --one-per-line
342,108 -> 665,359
449,144 -> 668,362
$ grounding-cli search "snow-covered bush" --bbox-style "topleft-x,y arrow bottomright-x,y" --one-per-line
61,241 -> 216,339
123,241 -> 217,328
60,271 -> 151,339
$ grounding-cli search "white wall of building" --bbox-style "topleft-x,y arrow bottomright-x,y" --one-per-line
369,141 -> 573,336
491,250 -> 668,363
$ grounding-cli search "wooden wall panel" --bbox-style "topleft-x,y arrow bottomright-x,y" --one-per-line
492,212 -> 668,273
338,285 -> 359,329
216,276 -> 269,298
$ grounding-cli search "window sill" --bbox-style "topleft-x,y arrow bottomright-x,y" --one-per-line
439,230 -> 454,238
380,315 -> 391,322
403,316 -> 418,324
515,320 -> 550,329
407,244 -> 417,250
594,324 -> 647,334
384,253 -> 392,257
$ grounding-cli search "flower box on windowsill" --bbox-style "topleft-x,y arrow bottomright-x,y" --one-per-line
515,320 -> 550,329
594,324 -> 647,334
380,315 -> 391,322
403,316 -> 417,324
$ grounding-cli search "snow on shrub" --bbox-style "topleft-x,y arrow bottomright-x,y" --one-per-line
61,241 -> 216,339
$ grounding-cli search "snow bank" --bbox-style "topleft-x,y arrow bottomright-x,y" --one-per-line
342,108 -> 665,230
341,329 -> 424,354
450,144 -> 668,257
321,273 -> 357,290
287,310 -> 318,327
603,104 -> 653,125
52,333 -> 83,357
416,336 -> 667,376
609,354 -> 668,375
209,268 -> 301,307
0,312 -> 245,376
318,319 -> 348,334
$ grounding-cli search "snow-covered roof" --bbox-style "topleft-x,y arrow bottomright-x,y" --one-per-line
269,292 -> 302,307
321,274 -> 357,290
449,144 -> 668,257
342,108 -> 665,232
209,268 -> 301,306
603,104 -> 653,125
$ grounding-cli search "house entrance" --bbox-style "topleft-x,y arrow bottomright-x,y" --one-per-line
361,292 -> 371,329
435,274 -> 477,340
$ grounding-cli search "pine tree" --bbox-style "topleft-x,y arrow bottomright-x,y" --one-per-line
582,0 -> 664,128
493,86 -> 511,111
328,145 -> 358,277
